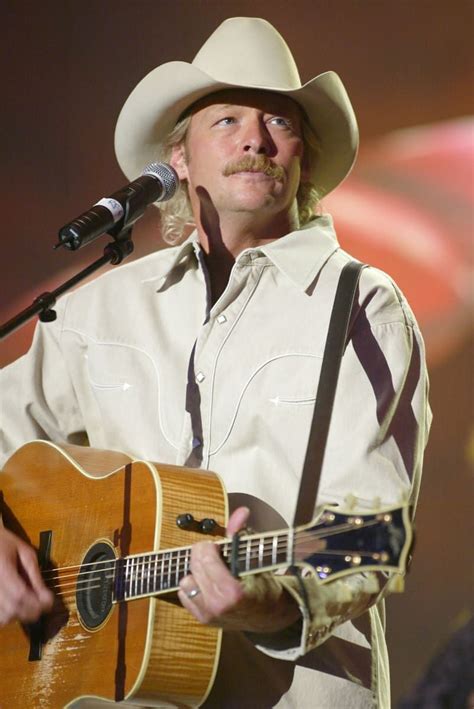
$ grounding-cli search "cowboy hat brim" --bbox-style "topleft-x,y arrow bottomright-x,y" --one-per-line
114,60 -> 359,199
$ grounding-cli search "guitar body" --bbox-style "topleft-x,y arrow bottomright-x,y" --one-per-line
0,441 -> 227,708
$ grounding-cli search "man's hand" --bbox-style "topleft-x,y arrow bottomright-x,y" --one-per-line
178,507 -> 301,633
0,526 -> 54,627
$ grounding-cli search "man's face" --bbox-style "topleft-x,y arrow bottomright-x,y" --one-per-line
171,89 -> 307,225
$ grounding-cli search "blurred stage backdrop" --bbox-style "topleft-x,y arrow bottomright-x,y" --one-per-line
1,1 -> 473,704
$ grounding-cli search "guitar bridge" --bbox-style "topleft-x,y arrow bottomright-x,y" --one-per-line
28,529 -> 52,661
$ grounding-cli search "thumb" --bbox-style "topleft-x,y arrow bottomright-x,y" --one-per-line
227,506 -> 251,536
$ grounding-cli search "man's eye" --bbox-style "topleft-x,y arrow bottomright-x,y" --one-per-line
269,117 -> 292,128
217,116 -> 236,126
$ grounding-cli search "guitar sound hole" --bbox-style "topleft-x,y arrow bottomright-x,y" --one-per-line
76,542 -> 116,630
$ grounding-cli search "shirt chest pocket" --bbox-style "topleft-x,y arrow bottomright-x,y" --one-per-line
210,353 -> 323,454
258,353 -> 322,406
86,342 -> 150,391
84,342 -> 166,452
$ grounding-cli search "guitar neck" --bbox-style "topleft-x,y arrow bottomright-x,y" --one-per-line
112,506 -> 409,603
115,528 -> 293,602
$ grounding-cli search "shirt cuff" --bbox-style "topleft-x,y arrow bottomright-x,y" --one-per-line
244,575 -> 310,661
245,571 -> 381,661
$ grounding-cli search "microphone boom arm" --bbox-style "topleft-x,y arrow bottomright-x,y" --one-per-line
1,162 -> 178,339
0,233 -> 134,340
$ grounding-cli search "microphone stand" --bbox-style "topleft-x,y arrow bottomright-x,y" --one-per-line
1,163 -> 177,341
0,169 -> 168,340
0,230 -> 134,340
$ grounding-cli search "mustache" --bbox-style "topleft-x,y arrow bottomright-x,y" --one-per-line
222,155 -> 285,180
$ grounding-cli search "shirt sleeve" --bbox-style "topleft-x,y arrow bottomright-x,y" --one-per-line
247,266 -> 432,660
0,297 -> 86,466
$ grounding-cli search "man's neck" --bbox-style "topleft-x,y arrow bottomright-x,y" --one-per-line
196,210 -> 299,304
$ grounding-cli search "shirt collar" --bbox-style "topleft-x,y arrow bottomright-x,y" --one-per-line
144,215 -> 339,292
141,232 -> 200,289
255,214 -> 340,291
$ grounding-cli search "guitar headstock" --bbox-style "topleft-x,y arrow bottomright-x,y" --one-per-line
294,505 -> 413,584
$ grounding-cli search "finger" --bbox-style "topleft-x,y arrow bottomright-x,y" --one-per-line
177,587 -> 208,623
178,573 -> 200,598
226,506 -> 250,536
17,544 -> 54,608
15,589 -> 46,624
0,571 -> 43,625
190,542 -> 244,610
177,573 -> 208,623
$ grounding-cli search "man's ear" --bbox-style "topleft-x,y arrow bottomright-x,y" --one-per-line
170,143 -> 188,181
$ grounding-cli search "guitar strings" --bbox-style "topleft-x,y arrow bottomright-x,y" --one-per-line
50,542 -> 380,591
48,540 -> 384,596
42,518 -> 384,594
51,542 -> 387,602
41,517 -> 383,582
46,522 -> 388,599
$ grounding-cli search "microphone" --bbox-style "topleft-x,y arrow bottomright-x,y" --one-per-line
57,162 -> 178,251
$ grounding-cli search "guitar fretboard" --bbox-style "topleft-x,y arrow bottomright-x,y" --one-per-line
107,508 -> 407,603
114,529 -> 294,601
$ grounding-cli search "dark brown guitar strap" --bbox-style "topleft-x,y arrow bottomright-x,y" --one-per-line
293,260 -> 366,527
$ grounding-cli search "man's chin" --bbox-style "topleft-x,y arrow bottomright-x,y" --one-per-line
225,194 -> 278,214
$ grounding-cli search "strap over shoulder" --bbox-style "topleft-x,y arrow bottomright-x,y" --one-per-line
293,260 -> 366,527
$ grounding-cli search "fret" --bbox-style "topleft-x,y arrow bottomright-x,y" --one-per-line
129,556 -> 136,598
146,555 -> 151,594
139,556 -> 145,596
245,538 -> 251,572
161,553 -> 168,590
184,548 -> 190,576
134,556 -> 140,597
160,550 -> 165,591
167,552 -> 172,589
277,533 -> 285,565
286,529 -> 294,566
113,558 -> 126,602
137,556 -> 145,596
126,557 -> 132,598
139,556 -> 144,595
152,553 -> 158,594
148,555 -> 153,594
138,556 -> 142,596
124,557 -> 130,599
159,552 -> 172,590
175,549 -> 181,586
272,535 -> 278,565
258,536 -> 264,567
134,557 -> 138,596
144,555 -> 151,595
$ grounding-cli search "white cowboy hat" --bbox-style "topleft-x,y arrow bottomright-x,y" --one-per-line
115,17 -> 358,198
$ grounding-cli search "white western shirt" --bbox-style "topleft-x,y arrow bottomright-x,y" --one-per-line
1,215 -> 431,708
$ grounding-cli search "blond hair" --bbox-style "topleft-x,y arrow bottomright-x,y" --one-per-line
157,111 -> 321,245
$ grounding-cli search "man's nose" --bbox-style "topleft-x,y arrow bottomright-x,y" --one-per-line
241,120 -> 275,156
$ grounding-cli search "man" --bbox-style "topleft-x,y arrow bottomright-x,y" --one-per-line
0,17 -> 430,708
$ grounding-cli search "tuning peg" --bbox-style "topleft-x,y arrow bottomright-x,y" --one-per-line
176,513 -> 195,529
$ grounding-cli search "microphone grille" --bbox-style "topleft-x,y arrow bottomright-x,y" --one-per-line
142,162 -> 179,201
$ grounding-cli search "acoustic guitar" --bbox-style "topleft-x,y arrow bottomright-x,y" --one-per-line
0,440 -> 412,708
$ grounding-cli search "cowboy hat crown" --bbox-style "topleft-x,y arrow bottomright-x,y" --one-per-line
193,16 -> 301,88
115,17 -> 358,199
